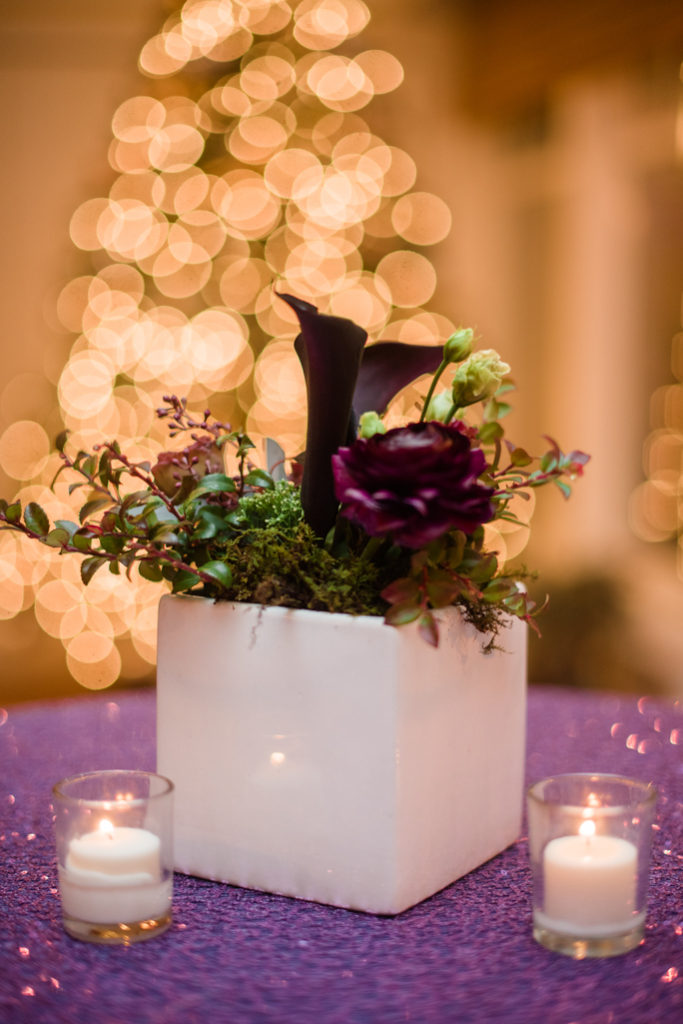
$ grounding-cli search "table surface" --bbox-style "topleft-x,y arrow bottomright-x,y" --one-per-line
0,685 -> 681,1024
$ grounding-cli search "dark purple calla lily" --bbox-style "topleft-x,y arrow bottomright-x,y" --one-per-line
278,293 -> 444,536
279,293 -> 367,535
352,342 -> 444,420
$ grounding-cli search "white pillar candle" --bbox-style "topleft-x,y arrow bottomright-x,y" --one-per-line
538,820 -> 640,937
59,819 -> 172,925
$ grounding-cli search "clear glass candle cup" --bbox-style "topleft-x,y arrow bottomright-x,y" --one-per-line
53,770 -> 174,944
527,773 -> 657,958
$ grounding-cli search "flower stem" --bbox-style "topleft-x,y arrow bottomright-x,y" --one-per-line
419,358 -> 449,423
360,535 -> 384,562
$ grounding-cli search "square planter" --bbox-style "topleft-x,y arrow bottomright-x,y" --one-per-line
156,595 -> 527,915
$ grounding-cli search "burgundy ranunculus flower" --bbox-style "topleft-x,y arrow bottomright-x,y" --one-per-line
332,422 -> 495,548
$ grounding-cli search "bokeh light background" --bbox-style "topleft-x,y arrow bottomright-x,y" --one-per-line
0,0 -> 491,694
0,0 -> 682,700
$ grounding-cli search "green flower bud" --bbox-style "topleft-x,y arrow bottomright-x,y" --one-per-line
452,349 -> 511,407
358,411 -> 387,439
443,328 -> 473,364
425,390 -> 455,423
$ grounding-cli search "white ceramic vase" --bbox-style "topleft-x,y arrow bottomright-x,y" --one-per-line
156,595 -> 527,915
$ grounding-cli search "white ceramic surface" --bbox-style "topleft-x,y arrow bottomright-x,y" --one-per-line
156,596 -> 527,914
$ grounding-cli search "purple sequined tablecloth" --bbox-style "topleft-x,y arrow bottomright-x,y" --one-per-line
0,686 -> 681,1024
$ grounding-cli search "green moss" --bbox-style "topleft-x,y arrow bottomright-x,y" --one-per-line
205,520 -> 393,616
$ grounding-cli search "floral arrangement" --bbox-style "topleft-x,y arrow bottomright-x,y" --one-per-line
0,294 -> 588,646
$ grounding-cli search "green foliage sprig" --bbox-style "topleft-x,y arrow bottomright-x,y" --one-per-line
1,398 -> 262,595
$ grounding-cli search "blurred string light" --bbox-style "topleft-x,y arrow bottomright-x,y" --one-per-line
630,68 -> 683,575
0,0 -> 529,691
629,329 -> 683,577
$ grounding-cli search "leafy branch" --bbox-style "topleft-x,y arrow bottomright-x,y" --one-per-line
0,400 -> 276,596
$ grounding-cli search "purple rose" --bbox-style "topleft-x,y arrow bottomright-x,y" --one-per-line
332,422 -> 495,548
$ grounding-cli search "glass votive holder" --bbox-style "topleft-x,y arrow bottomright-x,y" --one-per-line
527,773 -> 656,959
53,769 -> 174,945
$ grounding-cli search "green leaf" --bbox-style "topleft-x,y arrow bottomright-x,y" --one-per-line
100,534 -> 126,554
483,397 -> 512,422
482,578 -> 518,603
145,504 -> 181,531
509,446 -> 533,468
144,497 -> 172,515
72,528 -> 94,552
478,421 -> 504,444
79,498 -> 113,524
425,571 -> 460,608
139,560 -> 164,582
460,550 -> 498,583
445,531 -> 466,568
55,519 -> 78,537
236,435 -> 256,457
502,592 -> 528,616
101,510 -> 124,534
554,479 -> 572,499
224,508 -> 245,527
121,490 -> 157,512
425,535 -> 447,562
410,549 -> 429,572
125,505 -> 156,526
5,501 -> 22,524
198,560 -> 232,589
170,570 -> 202,593
45,528 -> 70,548
191,509 -> 230,541
381,577 -> 420,604
55,430 -> 69,453
24,502 -> 50,536
97,450 -> 110,485
81,555 -> 107,585
150,523 -> 181,544
215,433 -> 236,449
244,468 -> 274,490
186,474 -> 236,501
384,601 -> 421,626
418,612 -> 439,647
495,511 -> 526,527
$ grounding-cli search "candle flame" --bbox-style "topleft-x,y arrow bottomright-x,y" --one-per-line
579,818 -> 596,838
98,818 -> 114,837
